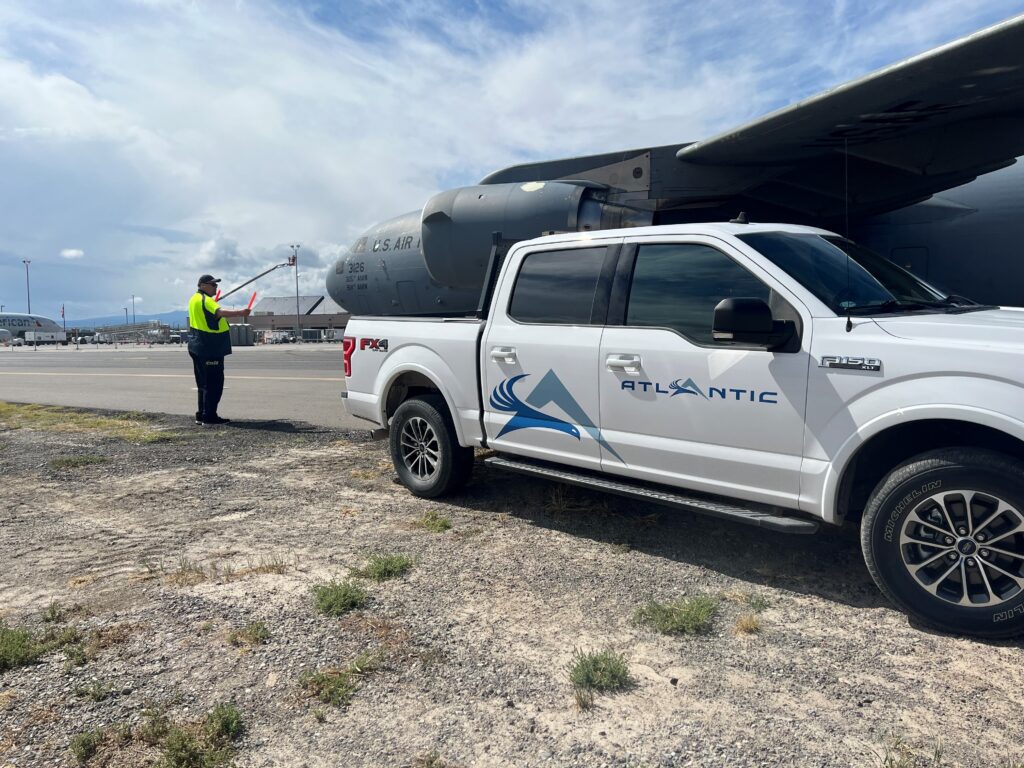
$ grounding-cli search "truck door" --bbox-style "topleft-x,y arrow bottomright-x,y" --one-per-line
482,241 -> 620,471
598,236 -> 811,509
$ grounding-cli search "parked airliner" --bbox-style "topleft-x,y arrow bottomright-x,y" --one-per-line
0,312 -> 63,339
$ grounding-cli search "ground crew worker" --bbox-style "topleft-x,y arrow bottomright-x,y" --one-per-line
187,274 -> 251,425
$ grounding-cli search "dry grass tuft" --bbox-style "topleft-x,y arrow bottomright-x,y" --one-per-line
300,652 -> 381,708
414,510 -> 452,533
733,613 -> 762,636
0,402 -> 178,443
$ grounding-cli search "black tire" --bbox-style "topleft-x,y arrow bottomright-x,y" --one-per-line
861,448 -> 1024,638
389,394 -> 474,498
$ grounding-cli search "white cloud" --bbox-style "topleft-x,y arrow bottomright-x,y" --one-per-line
0,0 -> 1020,318
60,248 -> 84,259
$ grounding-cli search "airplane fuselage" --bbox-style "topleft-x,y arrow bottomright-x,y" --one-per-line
0,313 -> 63,338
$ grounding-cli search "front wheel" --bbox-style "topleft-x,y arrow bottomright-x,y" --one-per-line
389,394 -> 474,498
861,448 -> 1024,638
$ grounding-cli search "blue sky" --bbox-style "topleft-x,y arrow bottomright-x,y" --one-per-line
1,0 -> 1022,320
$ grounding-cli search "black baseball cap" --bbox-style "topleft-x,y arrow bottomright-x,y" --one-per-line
197,274 -> 221,286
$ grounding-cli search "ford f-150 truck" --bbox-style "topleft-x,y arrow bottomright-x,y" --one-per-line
341,222 -> 1024,638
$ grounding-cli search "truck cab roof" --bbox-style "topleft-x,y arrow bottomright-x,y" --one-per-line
516,221 -> 839,249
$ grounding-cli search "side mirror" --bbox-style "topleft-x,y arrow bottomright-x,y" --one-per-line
713,297 -> 796,350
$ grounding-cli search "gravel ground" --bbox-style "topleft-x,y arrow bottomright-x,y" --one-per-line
2,406 -> 1023,768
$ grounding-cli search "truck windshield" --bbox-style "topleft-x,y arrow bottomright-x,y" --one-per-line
737,232 -> 953,315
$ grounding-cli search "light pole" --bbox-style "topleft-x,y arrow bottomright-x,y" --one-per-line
289,244 -> 301,341
131,295 -> 136,325
22,260 -> 31,313
124,307 -> 128,325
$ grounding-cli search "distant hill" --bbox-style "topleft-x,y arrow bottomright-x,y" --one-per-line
67,310 -> 189,329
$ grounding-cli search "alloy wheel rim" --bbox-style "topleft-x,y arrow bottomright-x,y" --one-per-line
899,489 -> 1024,607
400,417 -> 440,480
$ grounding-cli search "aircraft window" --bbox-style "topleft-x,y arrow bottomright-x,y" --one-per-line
508,247 -> 606,324
625,244 -> 772,345
739,233 -> 947,314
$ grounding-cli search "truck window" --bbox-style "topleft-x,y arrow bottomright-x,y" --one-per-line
625,243 -> 772,345
508,247 -> 606,324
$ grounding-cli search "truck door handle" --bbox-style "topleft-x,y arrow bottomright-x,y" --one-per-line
606,354 -> 642,374
490,346 -> 518,364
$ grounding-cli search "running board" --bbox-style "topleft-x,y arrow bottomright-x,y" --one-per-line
484,456 -> 819,534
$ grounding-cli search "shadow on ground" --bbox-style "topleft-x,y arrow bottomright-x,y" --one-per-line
446,458 -> 887,611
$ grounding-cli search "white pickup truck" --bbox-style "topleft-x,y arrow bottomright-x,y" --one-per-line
342,222 -> 1024,638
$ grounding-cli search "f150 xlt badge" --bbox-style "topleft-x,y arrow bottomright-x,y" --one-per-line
819,355 -> 882,372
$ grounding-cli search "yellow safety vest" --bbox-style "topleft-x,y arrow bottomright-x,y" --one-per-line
188,292 -> 229,333
187,292 -> 231,358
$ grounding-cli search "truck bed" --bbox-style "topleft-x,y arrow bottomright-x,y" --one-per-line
344,316 -> 485,444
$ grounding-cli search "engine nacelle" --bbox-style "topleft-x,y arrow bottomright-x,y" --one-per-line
421,181 -> 651,289
326,181 -> 651,316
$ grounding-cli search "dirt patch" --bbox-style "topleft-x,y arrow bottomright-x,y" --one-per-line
2,404 -> 1023,767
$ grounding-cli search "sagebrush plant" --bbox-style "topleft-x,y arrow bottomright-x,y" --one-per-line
313,581 -> 368,616
136,707 -> 171,746
351,553 -> 413,581
43,600 -> 66,623
67,703 -> 243,767
70,729 -> 104,766
746,593 -> 770,613
0,621 -> 82,671
0,622 -> 38,671
567,648 -> 633,693
634,596 -> 718,635
205,702 -> 245,745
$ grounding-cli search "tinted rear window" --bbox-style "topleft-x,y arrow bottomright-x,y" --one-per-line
509,247 -> 606,324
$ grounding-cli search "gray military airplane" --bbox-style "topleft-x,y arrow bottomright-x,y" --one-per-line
327,13 -> 1024,314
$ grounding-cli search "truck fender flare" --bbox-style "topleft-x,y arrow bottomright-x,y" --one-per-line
377,361 -> 468,446
821,404 -> 1024,523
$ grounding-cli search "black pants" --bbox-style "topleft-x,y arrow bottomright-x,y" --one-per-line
190,353 -> 225,420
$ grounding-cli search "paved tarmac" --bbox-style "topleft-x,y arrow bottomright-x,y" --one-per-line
0,343 -> 366,429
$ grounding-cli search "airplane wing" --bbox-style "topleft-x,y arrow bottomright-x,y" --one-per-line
482,13 -> 1024,221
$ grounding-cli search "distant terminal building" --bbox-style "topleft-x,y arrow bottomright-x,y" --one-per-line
248,295 -> 350,341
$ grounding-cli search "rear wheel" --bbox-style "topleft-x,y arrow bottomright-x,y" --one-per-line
861,448 -> 1024,638
389,394 -> 474,498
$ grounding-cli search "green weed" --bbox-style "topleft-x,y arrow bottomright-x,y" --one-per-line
69,729 -> 104,766
350,553 -> 413,581
227,621 -> 271,648
300,653 -> 380,708
312,581 -> 368,616
415,510 -> 452,533
567,648 -> 633,693
634,596 -> 718,635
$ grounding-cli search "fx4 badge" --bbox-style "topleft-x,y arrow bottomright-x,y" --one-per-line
820,355 -> 882,372
359,338 -> 388,352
